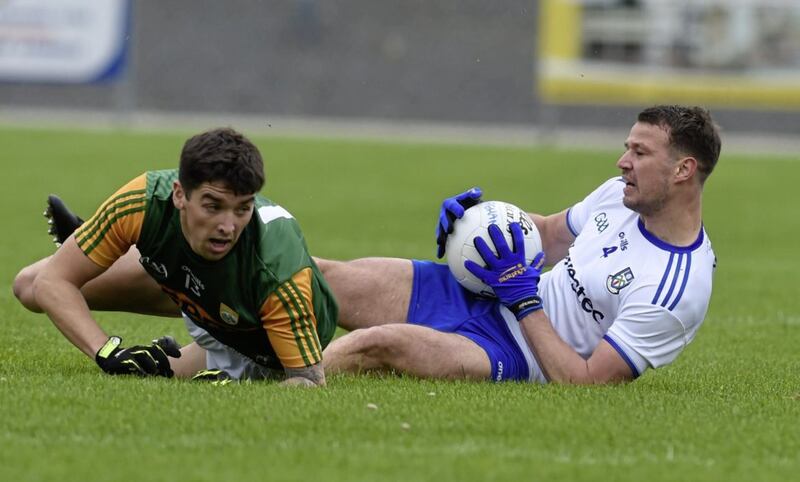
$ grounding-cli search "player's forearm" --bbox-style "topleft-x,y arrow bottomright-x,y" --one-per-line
33,276 -> 107,358
519,310 -> 596,384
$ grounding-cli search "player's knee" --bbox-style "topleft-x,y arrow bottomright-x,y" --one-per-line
12,266 -> 42,312
357,326 -> 404,364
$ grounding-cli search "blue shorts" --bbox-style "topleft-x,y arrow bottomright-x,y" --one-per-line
407,260 -> 530,382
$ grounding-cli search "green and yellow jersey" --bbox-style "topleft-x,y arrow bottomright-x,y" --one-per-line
74,169 -> 337,369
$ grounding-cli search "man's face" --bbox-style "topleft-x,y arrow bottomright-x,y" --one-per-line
173,181 -> 255,261
616,122 -> 677,216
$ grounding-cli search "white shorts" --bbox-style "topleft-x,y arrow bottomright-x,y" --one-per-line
183,313 -> 282,380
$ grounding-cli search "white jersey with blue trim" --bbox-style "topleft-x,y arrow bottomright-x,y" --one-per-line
501,177 -> 716,383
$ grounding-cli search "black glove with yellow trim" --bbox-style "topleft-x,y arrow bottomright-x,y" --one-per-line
191,369 -> 233,386
95,336 -> 181,378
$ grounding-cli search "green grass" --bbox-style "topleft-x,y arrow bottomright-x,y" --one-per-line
0,127 -> 798,481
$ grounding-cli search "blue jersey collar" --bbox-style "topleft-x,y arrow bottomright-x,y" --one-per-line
637,217 -> 704,253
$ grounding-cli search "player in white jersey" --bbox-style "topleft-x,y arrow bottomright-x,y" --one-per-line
320,105 -> 721,384
511,176 -> 715,382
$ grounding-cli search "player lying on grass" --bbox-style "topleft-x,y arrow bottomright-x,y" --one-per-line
318,105 -> 721,384
15,105 -> 720,386
13,128 -> 337,386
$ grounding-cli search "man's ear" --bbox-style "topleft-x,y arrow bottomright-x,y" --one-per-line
173,180 -> 186,209
675,156 -> 697,183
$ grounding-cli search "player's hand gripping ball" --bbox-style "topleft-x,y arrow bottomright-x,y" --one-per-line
445,201 -> 542,297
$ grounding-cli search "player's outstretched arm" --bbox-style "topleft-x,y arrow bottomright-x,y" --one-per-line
282,363 -> 326,387
33,236 -> 111,357
31,236 -> 180,378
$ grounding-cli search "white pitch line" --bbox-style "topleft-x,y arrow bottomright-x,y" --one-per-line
0,107 -> 798,158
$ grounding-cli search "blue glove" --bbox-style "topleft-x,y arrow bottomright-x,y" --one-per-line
435,187 -> 483,258
464,223 -> 545,320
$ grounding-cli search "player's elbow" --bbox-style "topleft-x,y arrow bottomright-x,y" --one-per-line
550,361 -> 631,386
282,363 -> 327,387
13,265 -> 43,313
281,375 -> 326,388
583,363 -> 633,385
549,370 -> 599,386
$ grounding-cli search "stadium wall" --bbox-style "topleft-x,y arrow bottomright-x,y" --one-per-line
1,1 -> 799,135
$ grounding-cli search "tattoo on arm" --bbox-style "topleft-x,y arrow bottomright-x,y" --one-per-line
282,363 -> 326,387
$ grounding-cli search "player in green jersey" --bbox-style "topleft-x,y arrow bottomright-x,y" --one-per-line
13,128 -> 337,386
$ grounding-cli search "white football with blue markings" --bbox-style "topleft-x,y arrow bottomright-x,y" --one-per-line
445,201 -> 542,297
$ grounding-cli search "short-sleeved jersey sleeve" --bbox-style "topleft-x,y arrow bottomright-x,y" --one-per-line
259,267 -> 322,369
74,174 -> 147,268
604,303 -> 689,377
566,177 -> 625,237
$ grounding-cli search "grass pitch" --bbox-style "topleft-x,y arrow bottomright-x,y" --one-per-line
0,127 -> 798,482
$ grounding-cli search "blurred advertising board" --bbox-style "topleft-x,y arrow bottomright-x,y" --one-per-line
0,0 -> 130,83
538,0 -> 800,109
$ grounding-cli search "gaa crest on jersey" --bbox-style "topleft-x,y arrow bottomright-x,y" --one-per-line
219,303 -> 240,325
606,267 -> 634,294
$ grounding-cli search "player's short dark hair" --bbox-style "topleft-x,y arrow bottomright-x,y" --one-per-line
638,105 -> 721,183
179,128 -> 265,197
